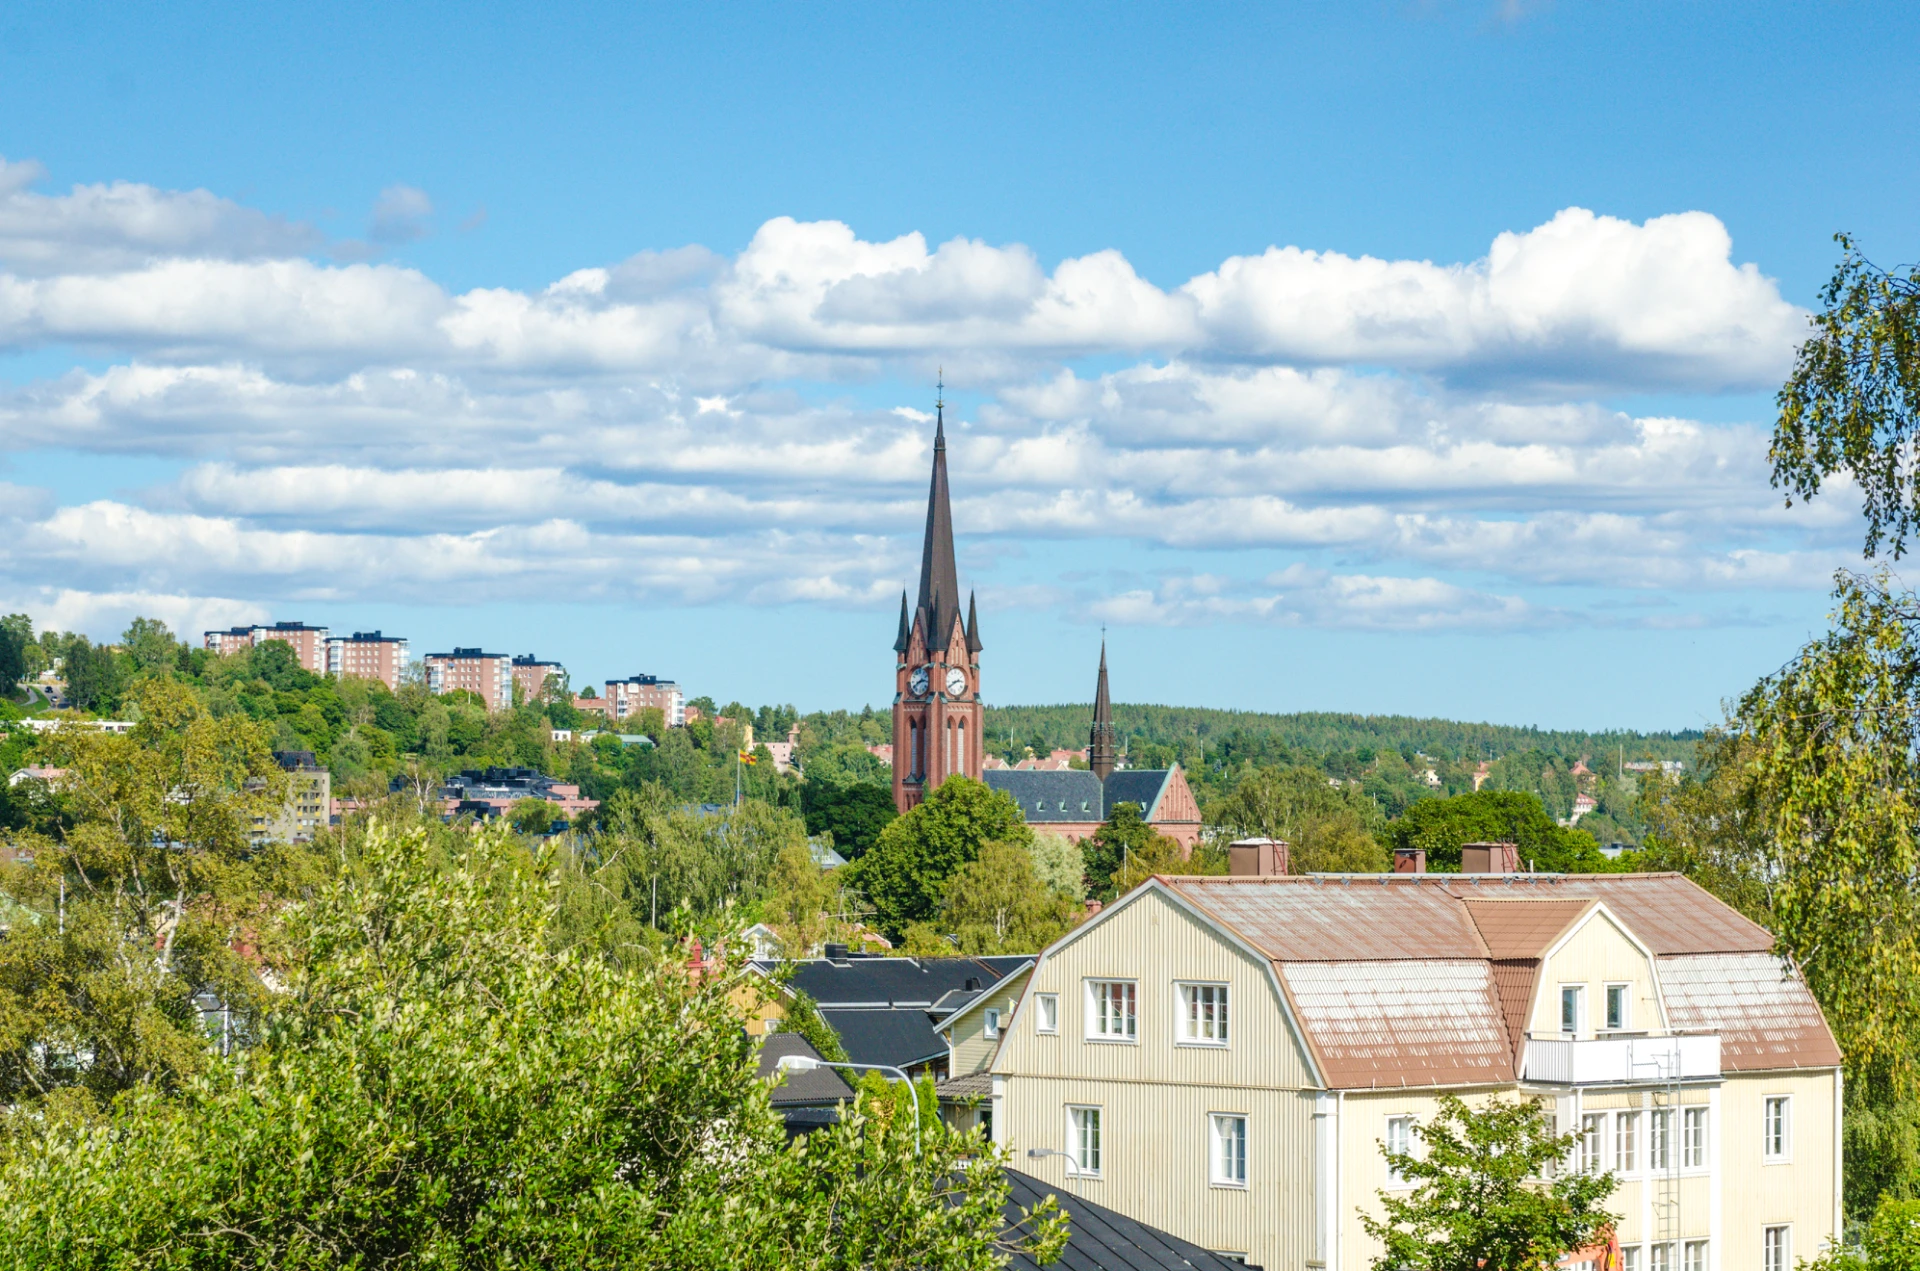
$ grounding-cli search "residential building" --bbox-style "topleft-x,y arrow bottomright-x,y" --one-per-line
326,630 -> 409,689
204,621 -> 330,674
424,648 -> 513,712
253,751 -> 331,845
933,959 -> 1038,1138
759,1031 -> 857,1136
991,849 -> 1842,1271
983,646 -> 1203,849
604,674 -> 685,727
397,766 -> 598,822
511,654 -> 564,704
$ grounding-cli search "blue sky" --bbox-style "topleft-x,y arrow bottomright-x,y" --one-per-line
2,0 -> 1916,727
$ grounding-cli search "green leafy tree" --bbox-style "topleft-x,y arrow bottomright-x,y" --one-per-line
508,796 -> 559,834
1805,1196 -> 1920,1271
1389,791 -> 1606,873
849,776 -> 1029,937
1208,765 -> 1389,872
763,840 -> 856,955
905,841 -> 1079,955
1028,830 -> 1086,900
1771,233 -> 1920,558
801,778 -> 897,859
1106,832 -> 1221,896
0,822 -> 1067,1268
1082,802 -> 1187,901
0,613 -> 28,699
1361,1094 -> 1616,1271
61,638 -> 126,714
119,616 -> 179,673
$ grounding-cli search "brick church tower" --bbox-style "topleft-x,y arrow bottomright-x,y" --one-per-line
892,389 -> 984,814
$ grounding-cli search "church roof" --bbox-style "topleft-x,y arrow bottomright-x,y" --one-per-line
984,767 -> 1197,826
1103,769 -> 1178,820
914,406 -> 962,648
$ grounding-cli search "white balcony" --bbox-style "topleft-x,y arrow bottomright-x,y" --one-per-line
1522,1033 -> 1720,1085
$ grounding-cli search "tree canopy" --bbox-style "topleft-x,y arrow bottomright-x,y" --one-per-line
847,777 -> 1029,937
1388,791 -> 1607,873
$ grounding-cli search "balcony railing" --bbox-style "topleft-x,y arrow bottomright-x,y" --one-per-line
1522,1033 -> 1720,1085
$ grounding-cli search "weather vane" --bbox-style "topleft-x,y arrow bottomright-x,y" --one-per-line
936,366 -> 944,411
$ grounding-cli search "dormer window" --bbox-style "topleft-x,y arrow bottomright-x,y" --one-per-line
1605,983 -> 1630,1031
1560,985 -> 1586,1036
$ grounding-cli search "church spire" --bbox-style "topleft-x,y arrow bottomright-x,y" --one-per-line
1089,640 -> 1117,781
965,590 -> 983,653
893,590 -> 911,654
915,374 -> 960,646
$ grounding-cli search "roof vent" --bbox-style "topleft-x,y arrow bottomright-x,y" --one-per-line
1228,838 -> 1290,877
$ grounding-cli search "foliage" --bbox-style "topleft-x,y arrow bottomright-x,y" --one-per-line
1081,802 -> 1188,901
763,841 -> 859,956
1106,831 -> 1222,896
904,841 -> 1080,956
1028,831 -> 1086,900
775,988 -> 848,1064
1361,1095 -> 1617,1271
1388,791 -> 1607,873
509,796 -> 561,834
0,821 -> 1066,1269
1806,1196 -> 1920,1271
0,678 -> 300,1105
1207,765 -> 1390,872
0,613 -> 27,699
801,778 -> 897,859
849,777 -> 1030,937
1772,233 -> 1920,558
61,638 -> 126,714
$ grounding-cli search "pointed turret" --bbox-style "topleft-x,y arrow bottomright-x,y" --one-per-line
965,590 -> 983,653
914,394 -> 961,646
893,590 -> 911,654
1089,641 -> 1117,781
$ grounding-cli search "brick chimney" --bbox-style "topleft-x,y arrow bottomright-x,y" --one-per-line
1393,847 -> 1427,874
1228,838 -> 1290,877
1460,841 -> 1520,874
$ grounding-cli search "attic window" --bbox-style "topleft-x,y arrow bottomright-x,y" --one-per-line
1057,801 -> 1067,811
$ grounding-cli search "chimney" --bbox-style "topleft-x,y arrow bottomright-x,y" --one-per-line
1460,841 -> 1520,875
1085,898 -> 1103,917
822,942 -> 850,962
1393,847 -> 1427,874
964,977 -> 982,992
1228,837 -> 1290,877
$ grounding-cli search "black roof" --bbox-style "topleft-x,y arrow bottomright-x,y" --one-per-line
985,769 -> 1110,822
763,955 -> 1030,1009
819,1009 -> 953,1071
272,750 -> 321,771
756,1032 -> 855,1107
1001,1168 -> 1253,1271
1101,770 -> 1174,819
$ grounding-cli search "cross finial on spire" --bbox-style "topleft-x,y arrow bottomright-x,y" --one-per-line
936,367 -> 944,411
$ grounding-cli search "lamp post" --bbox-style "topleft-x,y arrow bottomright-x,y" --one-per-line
1025,1146 -> 1080,1197
776,1054 -> 921,1154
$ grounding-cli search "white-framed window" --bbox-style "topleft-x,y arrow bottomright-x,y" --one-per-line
1649,1109 -> 1671,1171
1763,1225 -> 1791,1271
1683,1240 -> 1707,1271
1209,1113 -> 1248,1187
1178,982 -> 1230,1045
983,1008 -> 1001,1039
1764,1095 -> 1791,1161
1605,982 -> 1631,1031
1683,1107 -> 1707,1168
1621,1245 -> 1642,1271
1580,1113 -> 1605,1173
1068,1105 -> 1102,1176
1386,1115 -> 1414,1186
1561,984 -> 1586,1035
1035,993 -> 1059,1034
1086,980 -> 1137,1041
1615,1110 -> 1639,1173
1649,1242 -> 1673,1271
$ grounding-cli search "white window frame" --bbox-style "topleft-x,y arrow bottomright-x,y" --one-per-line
1385,1115 -> 1415,1187
1649,1241 -> 1673,1271
1560,984 -> 1586,1036
1067,1104 -> 1103,1177
1209,1113 -> 1248,1188
1763,1095 -> 1791,1162
1649,1108 -> 1671,1171
1579,1113 -> 1605,1173
1621,1245 -> 1642,1271
1615,1109 -> 1640,1174
1683,1240 -> 1708,1271
1682,1106 -> 1708,1169
1763,1225 -> 1791,1271
1604,982 -> 1632,1031
1034,992 -> 1059,1034
1177,981 -> 1230,1047
983,1008 -> 1001,1039
1085,979 -> 1138,1043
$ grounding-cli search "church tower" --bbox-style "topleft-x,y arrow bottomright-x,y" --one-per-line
1088,641 -> 1117,781
892,386 -> 984,814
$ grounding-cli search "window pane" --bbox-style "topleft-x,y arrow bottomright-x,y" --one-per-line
1212,1115 -> 1247,1185
1615,1111 -> 1638,1173
1684,1242 -> 1707,1271
1607,984 -> 1628,1030
1649,1110 -> 1670,1170
1622,1246 -> 1642,1271
1562,987 -> 1579,1032
1581,1114 -> 1604,1173
1683,1108 -> 1706,1168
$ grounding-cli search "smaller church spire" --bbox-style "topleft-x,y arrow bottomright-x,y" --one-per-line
893,590 -> 911,654
1088,640 -> 1117,781
965,590 -> 982,653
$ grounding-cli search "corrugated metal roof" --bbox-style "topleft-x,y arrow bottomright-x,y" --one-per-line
1281,960 -> 1515,1088
1660,952 -> 1843,1071
1172,876 -> 1489,961
1463,898 -> 1593,959
1444,875 -> 1774,955
1490,959 -> 1541,1062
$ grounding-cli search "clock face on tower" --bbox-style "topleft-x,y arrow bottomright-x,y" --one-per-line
908,667 -> 930,697
945,667 -> 967,696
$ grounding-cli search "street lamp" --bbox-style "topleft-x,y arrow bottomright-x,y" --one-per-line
1025,1146 -> 1081,1196
776,1054 -> 921,1154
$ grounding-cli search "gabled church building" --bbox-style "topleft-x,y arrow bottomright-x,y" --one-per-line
890,392 -> 1202,849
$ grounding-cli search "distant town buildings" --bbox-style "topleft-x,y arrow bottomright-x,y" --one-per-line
205,621 -> 330,674
605,674 -> 684,727
424,648 -> 513,712
325,631 -> 409,689
511,654 -> 564,704
255,751 -> 330,845
399,766 -> 599,823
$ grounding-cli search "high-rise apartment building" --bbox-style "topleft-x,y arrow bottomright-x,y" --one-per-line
424,648 -> 513,712
326,631 -> 410,690
203,621 -> 330,674
511,654 -> 565,704
605,674 -> 684,727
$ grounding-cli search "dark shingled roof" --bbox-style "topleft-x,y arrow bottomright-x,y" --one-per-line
819,1009 -> 951,1071
757,1032 -> 855,1107
763,955 -> 1029,1009
984,769 -> 1182,825
1001,1169 -> 1253,1271
1102,770 -> 1175,820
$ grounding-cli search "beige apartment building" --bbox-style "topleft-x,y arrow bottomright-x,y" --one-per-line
991,854 -> 1841,1271
204,621 -> 330,674
512,655 -> 564,704
326,630 -> 409,689
251,750 -> 331,845
605,674 -> 684,727
424,648 -> 513,712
